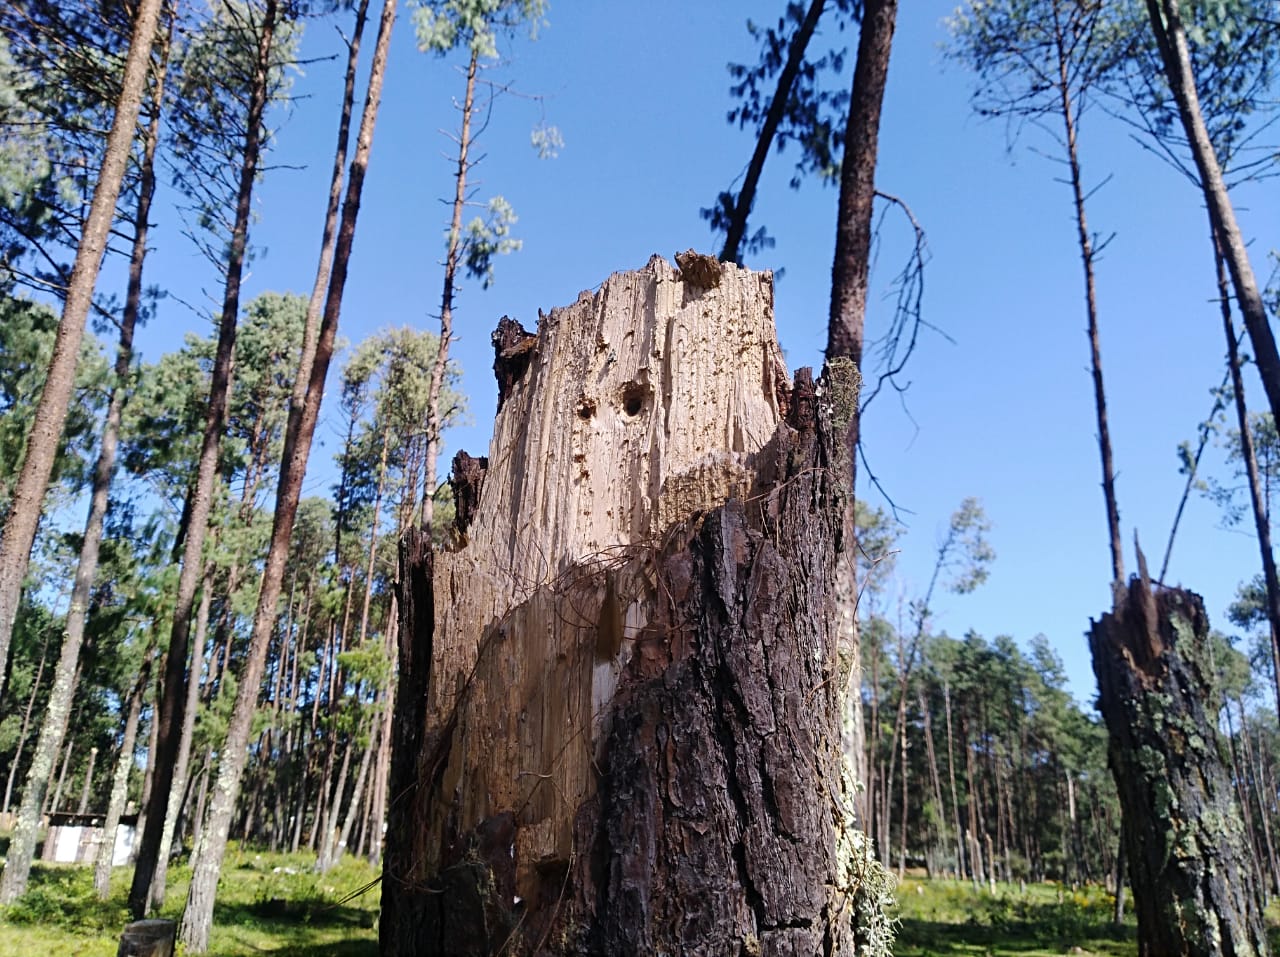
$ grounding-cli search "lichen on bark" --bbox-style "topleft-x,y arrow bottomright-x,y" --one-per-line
1090,571 -> 1270,957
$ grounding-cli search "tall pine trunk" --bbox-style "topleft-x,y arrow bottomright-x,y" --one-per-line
95,649 -> 152,897
420,50 -> 477,533
1144,0 -> 1280,426
148,562 -> 213,908
1055,27 -> 1123,590
827,0 -> 897,820
0,0 -> 164,695
1215,236 -> 1280,722
179,0 -> 397,945
0,31 -> 168,898
128,0 -> 280,916
719,0 -> 826,264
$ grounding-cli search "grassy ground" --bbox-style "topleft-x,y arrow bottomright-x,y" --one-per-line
892,878 -> 1138,957
1,847 -> 1277,955
893,876 -> 1280,957
0,842 -> 379,956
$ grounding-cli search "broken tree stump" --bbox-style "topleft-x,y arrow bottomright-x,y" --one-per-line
1089,567 -> 1270,957
381,254 -> 891,956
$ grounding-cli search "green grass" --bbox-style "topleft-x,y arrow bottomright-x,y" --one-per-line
891,878 -> 1138,957
5,848 -> 1280,955
0,843 -> 379,956
892,876 -> 1280,957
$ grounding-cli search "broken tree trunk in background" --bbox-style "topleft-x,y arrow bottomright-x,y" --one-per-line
381,255 -> 891,956
1090,564 -> 1270,957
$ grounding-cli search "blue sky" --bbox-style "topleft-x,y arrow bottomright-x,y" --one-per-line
128,1 -> 1279,706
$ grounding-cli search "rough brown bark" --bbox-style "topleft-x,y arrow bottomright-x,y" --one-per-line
381,259 -> 889,956
1089,565 -> 1270,957
3,28 -> 168,901
379,531 -> 432,946
827,0 -> 897,820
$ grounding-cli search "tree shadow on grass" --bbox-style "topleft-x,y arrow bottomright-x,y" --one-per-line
213,896 -> 376,929
895,902 -> 1136,957
259,942 -> 377,957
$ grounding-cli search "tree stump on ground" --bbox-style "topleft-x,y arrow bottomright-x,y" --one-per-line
1089,566 -> 1270,957
117,919 -> 176,957
380,254 -> 890,956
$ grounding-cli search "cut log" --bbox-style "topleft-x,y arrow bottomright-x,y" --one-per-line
1090,559 -> 1270,957
117,919 -> 176,957
381,255 -> 891,956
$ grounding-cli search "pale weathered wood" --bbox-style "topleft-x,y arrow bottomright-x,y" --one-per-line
382,255 -> 889,956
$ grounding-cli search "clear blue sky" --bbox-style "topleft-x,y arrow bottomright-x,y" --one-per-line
131,1 -> 1278,707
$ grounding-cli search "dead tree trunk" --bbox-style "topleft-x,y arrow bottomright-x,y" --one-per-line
381,255 -> 890,956
1089,563 -> 1270,957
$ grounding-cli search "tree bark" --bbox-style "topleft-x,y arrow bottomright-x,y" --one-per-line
77,747 -> 98,815
178,0 -> 397,946
148,562 -> 212,909
2,27 -> 168,901
381,258 -> 890,956
0,0 -> 164,696
1089,566 -> 1270,956
827,0 -> 897,818
1216,237 -> 1280,725
128,0 -> 280,916
1145,0 -> 1280,429
331,723 -> 375,867
1238,702 -> 1280,897
294,0 -> 370,455
96,650 -> 152,897
2,637 -> 47,818
1055,23 -> 1123,589
368,602 -> 397,865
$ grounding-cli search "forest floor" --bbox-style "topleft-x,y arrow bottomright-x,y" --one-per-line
0,846 -> 1277,955
0,841 -> 379,956
893,876 -> 1280,956
893,877 -> 1136,956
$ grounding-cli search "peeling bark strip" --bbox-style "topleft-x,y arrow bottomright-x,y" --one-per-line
381,257 -> 889,955
1090,568 -> 1270,957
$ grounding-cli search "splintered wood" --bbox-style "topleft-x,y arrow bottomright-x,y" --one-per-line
383,254 -> 872,956
432,253 -> 785,859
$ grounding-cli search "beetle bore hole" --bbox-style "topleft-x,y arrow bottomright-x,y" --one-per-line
621,383 -> 644,417
578,398 -> 596,420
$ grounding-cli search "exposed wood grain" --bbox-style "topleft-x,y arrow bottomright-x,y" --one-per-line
382,256 -> 885,955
